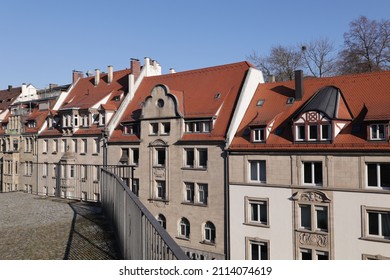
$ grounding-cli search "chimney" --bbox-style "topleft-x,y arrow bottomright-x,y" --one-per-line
169,68 -> 176,74
94,69 -> 100,86
7,85 -> 12,91
72,70 -> 84,83
294,70 -> 304,101
107,65 -> 113,84
130,58 -> 140,78
268,75 -> 275,83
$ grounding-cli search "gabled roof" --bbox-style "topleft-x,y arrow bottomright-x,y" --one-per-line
0,87 -> 22,111
61,68 -> 131,110
230,70 -> 390,151
109,61 -> 252,142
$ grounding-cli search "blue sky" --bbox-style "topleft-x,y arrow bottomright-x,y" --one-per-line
0,0 -> 389,89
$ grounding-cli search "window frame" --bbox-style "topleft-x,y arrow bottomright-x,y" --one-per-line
178,217 -> 190,239
362,206 -> 390,242
245,196 -> 269,227
366,163 -> 390,189
249,160 -> 266,183
302,161 -> 323,186
203,221 -> 216,244
370,124 -> 386,141
245,237 -> 269,260
252,127 -> 265,143
298,203 -> 328,232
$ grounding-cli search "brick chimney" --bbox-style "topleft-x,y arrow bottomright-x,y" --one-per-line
107,65 -> 113,84
95,69 -> 100,86
130,58 -> 140,79
294,70 -> 304,101
72,70 -> 84,83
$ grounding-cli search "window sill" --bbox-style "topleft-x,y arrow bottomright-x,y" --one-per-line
243,222 -> 269,228
181,167 -> 207,171
148,198 -> 169,204
296,228 -> 328,234
360,236 -> 390,244
200,240 -> 216,246
176,236 -> 190,241
181,202 -> 208,207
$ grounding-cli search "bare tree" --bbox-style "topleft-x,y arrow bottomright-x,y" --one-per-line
301,38 -> 337,77
247,45 -> 302,81
337,16 -> 390,74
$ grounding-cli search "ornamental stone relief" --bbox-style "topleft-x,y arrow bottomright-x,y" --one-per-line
298,232 -> 328,248
153,167 -> 166,179
292,191 -> 331,203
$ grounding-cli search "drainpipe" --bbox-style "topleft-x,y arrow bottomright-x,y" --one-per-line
224,146 -> 230,260
102,129 -> 108,168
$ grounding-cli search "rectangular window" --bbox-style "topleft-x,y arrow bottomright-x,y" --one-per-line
202,122 -> 211,132
93,139 -> 100,154
150,123 -> 158,135
198,149 -> 207,168
367,163 -> 390,188
299,204 -> 328,232
70,165 -> 75,178
81,139 -> 87,154
309,125 -> 318,140
198,184 -> 208,205
156,148 -> 166,166
248,240 -> 268,260
370,124 -> 386,140
366,209 -> 390,239
132,178 -> 139,196
246,198 -> 268,226
300,248 -> 312,260
43,163 -> 48,177
303,162 -> 323,185
185,149 -> 194,167
162,122 -> 170,134
53,139 -> 58,153
184,182 -> 194,203
61,139 -> 67,152
296,125 -> 305,141
81,165 -> 87,180
249,160 -> 266,183
253,128 -> 265,142
321,124 -> 331,140
131,148 -> 139,166
300,204 -> 312,230
73,139 -> 78,153
156,181 -> 166,200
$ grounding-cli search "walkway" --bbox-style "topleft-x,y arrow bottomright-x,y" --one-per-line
0,192 -> 121,260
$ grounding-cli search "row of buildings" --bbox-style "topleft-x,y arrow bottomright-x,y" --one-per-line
1,57 -> 389,260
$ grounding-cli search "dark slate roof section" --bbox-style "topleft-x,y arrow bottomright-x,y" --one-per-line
295,86 -> 339,119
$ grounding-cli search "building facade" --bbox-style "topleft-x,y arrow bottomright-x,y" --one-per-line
229,70 -> 390,260
107,62 -> 263,259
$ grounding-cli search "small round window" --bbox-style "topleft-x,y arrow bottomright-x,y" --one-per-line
157,99 -> 164,108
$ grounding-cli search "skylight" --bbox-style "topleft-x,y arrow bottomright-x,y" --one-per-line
256,99 -> 265,106
287,97 -> 295,104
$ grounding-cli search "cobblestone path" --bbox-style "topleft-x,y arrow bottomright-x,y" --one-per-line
0,192 -> 121,260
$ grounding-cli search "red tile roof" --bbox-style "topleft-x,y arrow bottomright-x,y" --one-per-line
230,70 -> 390,151
109,61 -> 252,142
0,87 -> 22,111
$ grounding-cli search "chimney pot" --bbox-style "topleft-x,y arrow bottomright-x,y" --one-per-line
169,68 -> 176,74
95,69 -> 100,86
268,75 -> 275,83
294,70 -> 304,101
107,65 -> 113,84
7,85 -> 12,91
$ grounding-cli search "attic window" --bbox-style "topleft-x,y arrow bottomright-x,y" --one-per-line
287,97 -> 295,104
113,96 -> 120,102
214,93 -> 221,99
256,99 -> 265,107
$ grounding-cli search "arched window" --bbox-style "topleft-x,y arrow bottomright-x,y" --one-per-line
157,214 -> 166,229
179,217 -> 190,239
204,221 -> 216,243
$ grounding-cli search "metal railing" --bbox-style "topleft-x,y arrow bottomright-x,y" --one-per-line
101,168 -> 188,260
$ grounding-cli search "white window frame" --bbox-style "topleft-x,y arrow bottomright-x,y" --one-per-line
320,124 -> 331,140
245,197 -> 269,226
299,203 -> 328,232
363,206 -> 390,240
302,161 -> 323,186
249,160 -> 266,183
203,221 -> 216,244
370,124 -> 386,140
246,238 -> 269,260
179,217 -> 190,239
366,163 -> 390,189
184,182 -> 195,203
155,180 -> 166,200
253,128 -> 265,142
197,183 -> 208,205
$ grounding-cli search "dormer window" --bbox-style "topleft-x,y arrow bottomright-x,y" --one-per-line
370,124 -> 386,140
294,112 -> 332,142
252,128 -> 265,142
185,120 -> 212,133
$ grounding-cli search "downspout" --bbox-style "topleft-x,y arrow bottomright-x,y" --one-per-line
224,143 -> 230,260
